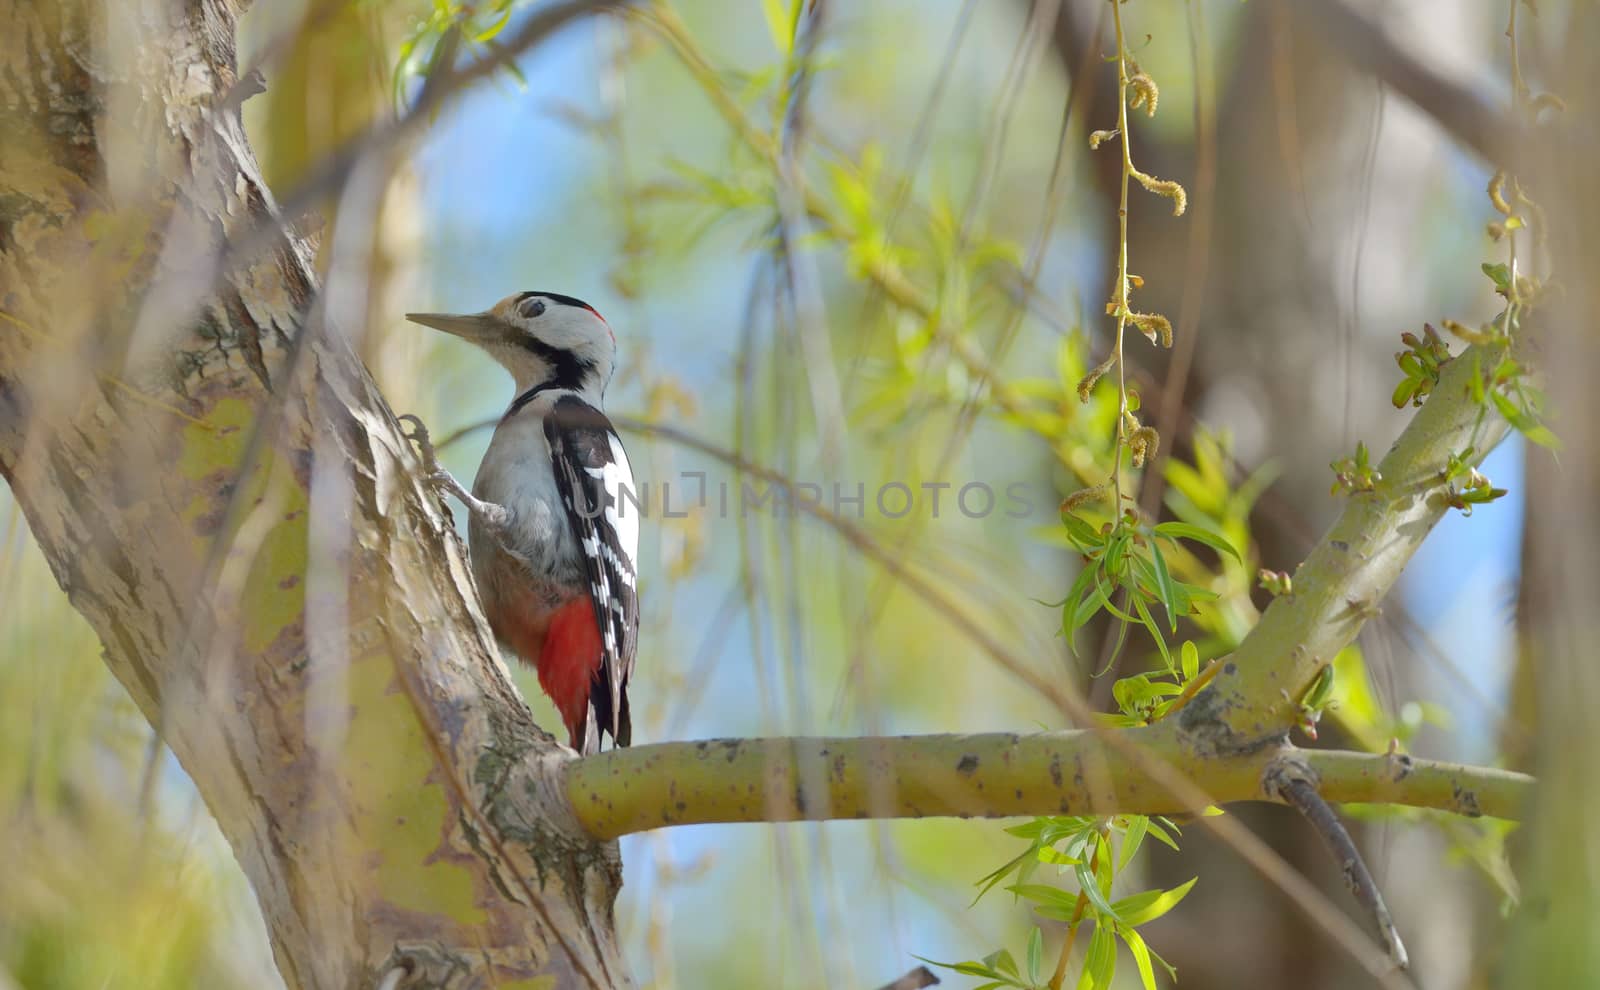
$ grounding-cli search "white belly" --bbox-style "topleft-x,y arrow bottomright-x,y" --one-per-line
470,415 -> 583,625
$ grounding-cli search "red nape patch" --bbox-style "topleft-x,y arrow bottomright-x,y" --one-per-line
537,596 -> 603,750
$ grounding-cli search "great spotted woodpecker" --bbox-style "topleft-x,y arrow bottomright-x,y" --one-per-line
402,291 -> 638,754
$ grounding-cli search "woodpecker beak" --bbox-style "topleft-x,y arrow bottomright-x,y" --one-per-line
406,311 -> 503,343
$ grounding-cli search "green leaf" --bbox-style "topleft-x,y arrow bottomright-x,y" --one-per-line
1120,925 -> 1159,990
760,0 -> 792,53
1062,511 -> 1104,550
1142,817 -> 1180,852
974,846 -> 1037,904
986,948 -> 1020,978
1037,845 -> 1081,866
1111,877 -> 1198,926
913,955 -> 1025,987
1489,391 -> 1562,449
1172,581 -> 1219,604
1061,563 -> 1102,650
1026,927 -> 1043,985
1009,883 -> 1083,911
1075,860 -> 1120,920
1147,543 -> 1179,631
471,5 -> 512,43
1132,594 -> 1173,672
1076,923 -> 1117,990
957,963 -> 1019,984
1120,815 -> 1149,870
1104,529 -> 1131,576
1482,261 -> 1512,292
1153,521 -> 1242,563
1067,587 -> 1104,657
1092,572 -> 1142,624
1180,640 -> 1199,681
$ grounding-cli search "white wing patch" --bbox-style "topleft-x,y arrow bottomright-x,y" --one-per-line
587,433 -> 638,583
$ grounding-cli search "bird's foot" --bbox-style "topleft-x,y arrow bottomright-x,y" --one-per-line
399,413 -> 511,532
399,413 -> 459,494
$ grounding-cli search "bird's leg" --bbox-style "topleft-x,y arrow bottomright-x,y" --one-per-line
399,414 -> 512,534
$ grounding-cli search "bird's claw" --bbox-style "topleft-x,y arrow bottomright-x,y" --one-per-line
400,413 -> 458,501
400,413 -> 444,476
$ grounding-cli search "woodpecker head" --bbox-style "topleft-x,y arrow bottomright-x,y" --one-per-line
407,291 -> 615,398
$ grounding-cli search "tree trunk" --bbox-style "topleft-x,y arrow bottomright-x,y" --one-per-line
0,2 -> 627,987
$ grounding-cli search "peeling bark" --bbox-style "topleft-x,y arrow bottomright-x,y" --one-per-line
0,2 -> 626,987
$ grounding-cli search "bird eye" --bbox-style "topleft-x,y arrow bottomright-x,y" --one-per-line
518,297 -> 546,319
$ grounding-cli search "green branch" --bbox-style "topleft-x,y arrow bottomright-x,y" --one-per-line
1183,343 -> 1510,748
565,729 -> 1529,839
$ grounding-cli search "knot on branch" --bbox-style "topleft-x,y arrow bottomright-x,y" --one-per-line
1260,752 -> 1320,802
1174,676 -> 1280,758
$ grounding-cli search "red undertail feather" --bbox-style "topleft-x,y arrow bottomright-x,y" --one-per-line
536,596 -> 605,752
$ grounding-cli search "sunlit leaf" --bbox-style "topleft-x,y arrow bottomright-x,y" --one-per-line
1076,922 -> 1117,990
1009,883 -> 1082,911
1120,925 -> 1158,990
1075,860 -> 1120,920
1120,814 -> 1149,870
1153,521 -> 1242,563
1489,391 -> 1561,449
1143,817 -> 1179,852
1180,640 -> 1199,681
1110,877 -> 1197,926
1131,593 -> 1173,672
1147,542 -> 1178,631
760,0 -> 792,53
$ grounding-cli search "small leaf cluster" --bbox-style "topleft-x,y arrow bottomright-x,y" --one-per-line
1329,441 -> 1380,496
926,816 -> 1195,990
1437,447 -> 1508,516
1104,640 -> 1211,728
1391,324 -> 1452,408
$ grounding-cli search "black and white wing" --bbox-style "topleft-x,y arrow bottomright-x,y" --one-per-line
544,394 -> 639,752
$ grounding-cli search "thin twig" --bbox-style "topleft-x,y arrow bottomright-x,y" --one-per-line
875,965 -> 939,990
1267,759 -> 1410,972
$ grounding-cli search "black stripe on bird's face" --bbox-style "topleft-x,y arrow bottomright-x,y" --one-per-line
516,335 -> 597,394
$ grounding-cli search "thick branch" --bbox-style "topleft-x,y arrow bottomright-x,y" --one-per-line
1284,0 -> 1521,165
565,730 -> 1530,839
